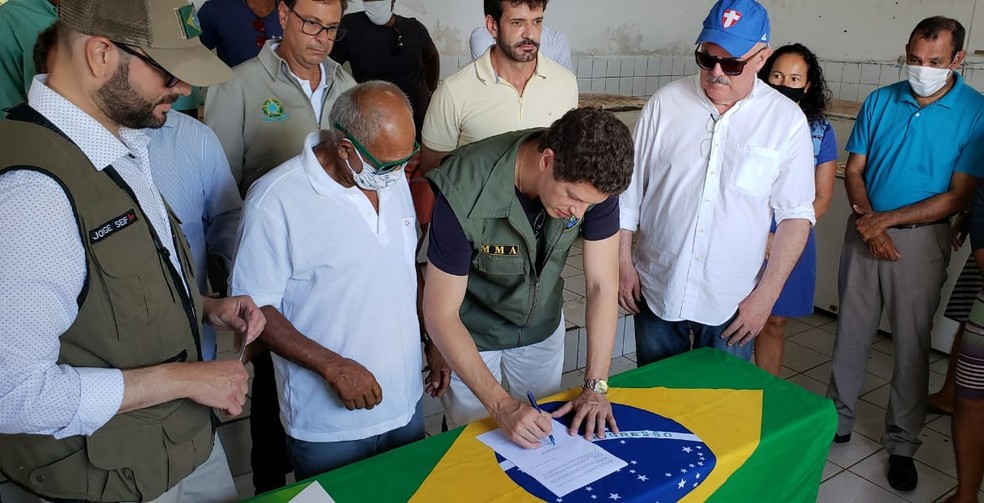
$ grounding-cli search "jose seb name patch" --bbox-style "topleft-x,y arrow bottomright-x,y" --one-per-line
89,210 -> 139,244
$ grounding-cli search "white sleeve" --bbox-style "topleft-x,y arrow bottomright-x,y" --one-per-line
229,196 -> 292,309
772,116 -> 817,225
0,171 -> 123,438
620,96 -> 659,232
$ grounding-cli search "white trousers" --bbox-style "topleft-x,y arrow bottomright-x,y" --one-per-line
441,318 -> 566,428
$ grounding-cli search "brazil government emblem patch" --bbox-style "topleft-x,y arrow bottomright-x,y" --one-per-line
260,98 -> 288,122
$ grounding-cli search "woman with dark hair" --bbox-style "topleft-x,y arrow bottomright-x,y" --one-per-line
754,43 -> 839,376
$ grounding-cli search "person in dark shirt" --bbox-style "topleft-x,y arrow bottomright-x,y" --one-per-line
330,0 -> 439,137
199,0 -> 284,68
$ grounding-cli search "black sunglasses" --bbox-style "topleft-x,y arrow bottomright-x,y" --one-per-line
694,46 -> 767,76
113,42 -> 180,88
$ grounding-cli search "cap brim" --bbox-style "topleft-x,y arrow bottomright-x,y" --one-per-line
144,44 -> 233,88
695,28 -> 756,59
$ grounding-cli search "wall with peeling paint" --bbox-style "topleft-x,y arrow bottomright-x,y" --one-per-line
348,0 -> 984,62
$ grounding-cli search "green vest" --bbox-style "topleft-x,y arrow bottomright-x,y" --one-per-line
0,106 -> 212,502
427,130 -> 584,351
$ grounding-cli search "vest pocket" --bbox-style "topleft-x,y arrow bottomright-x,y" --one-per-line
87,422 -> 167,500
476,254 -> 526,275
90,240 -> 154,340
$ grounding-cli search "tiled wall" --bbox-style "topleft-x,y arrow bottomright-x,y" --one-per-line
439,54 -> 984,103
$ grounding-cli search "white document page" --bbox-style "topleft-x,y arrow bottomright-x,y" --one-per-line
477,419 -> 627,497
289,480 -> 337,503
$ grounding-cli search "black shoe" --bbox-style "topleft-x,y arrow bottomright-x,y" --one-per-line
833,432 -> 852,444
887,455 -> 918,491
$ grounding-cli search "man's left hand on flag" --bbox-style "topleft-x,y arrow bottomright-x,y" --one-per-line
552,389 -> 620,440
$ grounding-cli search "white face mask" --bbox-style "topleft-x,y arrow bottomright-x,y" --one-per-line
345,147 -> 405,191
905,64 -> 952,97
363,1 -> 393,26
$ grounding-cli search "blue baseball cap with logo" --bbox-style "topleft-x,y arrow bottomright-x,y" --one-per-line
695,0 -> 771,58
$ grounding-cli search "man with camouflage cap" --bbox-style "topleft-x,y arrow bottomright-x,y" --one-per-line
0,0 -> 265,501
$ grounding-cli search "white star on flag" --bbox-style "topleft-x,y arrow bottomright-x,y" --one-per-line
665,473 -> 672,477
681,468 -> 688,474
677,479 -> 686,489
586,487 -> 593,492
609,494 -> 621,501
629,469 -> 636,474
591,496 -> 597,500
696,473 -> 701,480
682,446 -> 693,453
630,460 -> 638,465
690,464 -> 695,468
638,474 -> 649,481
620,440 -> 626,444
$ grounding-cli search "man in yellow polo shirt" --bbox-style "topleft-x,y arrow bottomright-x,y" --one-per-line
418,0 -> 577,175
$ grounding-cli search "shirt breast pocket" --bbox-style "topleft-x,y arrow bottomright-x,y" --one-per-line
730,144 -> 781,196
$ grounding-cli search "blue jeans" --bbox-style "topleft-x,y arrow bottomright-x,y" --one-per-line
286,400 -> 425,481
634,298 -> 753,366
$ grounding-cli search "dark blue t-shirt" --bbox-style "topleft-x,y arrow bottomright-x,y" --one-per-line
428,189 -> 620,276
198,0 -> 283,68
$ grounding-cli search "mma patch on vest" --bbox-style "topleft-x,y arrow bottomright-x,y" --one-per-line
89,210 -> 139,244
480,244 -> 520,256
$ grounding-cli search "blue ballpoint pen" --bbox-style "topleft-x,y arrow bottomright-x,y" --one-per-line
526,390 -> 556,446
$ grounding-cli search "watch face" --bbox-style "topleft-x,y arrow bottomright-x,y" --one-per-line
587,379 -> 609,394
596,379 -> 609,393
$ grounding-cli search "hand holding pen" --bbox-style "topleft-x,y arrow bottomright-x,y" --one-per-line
527,391 -> 556,446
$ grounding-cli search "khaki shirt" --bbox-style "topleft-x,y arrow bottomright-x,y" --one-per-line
205,40 -> 357,195
421,48 -> 578,153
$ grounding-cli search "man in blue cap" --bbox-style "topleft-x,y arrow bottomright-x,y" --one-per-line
618,0 -> 815,365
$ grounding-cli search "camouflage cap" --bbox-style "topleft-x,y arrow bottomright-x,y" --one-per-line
59,0 -> 233,87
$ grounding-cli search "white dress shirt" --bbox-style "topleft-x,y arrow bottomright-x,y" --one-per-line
231,132 -> 423,442
620,76 -> 816,326
469,25 -> 574,72
0,75 -> 188,438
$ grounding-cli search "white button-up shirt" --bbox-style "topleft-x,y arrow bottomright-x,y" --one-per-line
0,75 -> 189,438
620,76 -> 816,326
231,132 -> 423,442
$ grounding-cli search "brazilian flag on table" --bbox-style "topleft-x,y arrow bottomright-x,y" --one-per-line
247,349 -> 836,502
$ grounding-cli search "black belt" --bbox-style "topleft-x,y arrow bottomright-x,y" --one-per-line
890,218 -> 950,230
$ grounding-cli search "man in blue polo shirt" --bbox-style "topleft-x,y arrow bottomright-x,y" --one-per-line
827,16 -> 984,492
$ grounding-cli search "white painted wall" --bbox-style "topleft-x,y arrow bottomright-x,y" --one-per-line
375,0 -> 982,62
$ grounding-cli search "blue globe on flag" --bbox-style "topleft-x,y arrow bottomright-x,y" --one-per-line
495,402 -> 716,502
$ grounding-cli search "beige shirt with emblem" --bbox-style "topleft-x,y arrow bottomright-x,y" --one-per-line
205,40 -> 357,196
421,47 -> 578,152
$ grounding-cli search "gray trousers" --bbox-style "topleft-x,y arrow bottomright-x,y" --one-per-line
826,215 -> 950,456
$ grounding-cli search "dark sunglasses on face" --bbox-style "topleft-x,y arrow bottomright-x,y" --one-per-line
694,46 -> 767,76
113,41 -> 180,88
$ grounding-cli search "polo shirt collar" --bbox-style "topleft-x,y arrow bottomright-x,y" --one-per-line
896,71 -> 965,109
475,47 -> 549,86
469,130 -> 542,219
258,39 -> 342,83
299,131 -> 342,197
